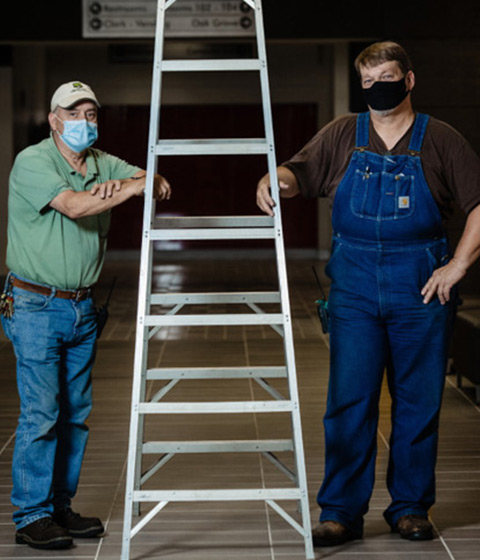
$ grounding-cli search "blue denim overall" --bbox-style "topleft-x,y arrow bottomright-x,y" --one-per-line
317,113 -> 451,534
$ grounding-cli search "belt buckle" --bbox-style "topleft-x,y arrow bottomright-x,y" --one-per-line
75,288 -> 89,302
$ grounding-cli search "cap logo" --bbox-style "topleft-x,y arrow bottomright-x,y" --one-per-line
50,80 -> 99,112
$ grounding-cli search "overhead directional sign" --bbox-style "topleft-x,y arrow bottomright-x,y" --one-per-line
82,1 -> 256,38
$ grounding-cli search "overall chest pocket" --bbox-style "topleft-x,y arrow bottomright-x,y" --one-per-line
350,169 -> 416,220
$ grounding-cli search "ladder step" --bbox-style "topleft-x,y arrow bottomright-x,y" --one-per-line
133,488 -> 302,502
150,292 -> 281,305
143,439 -> 294,454
156,139 -> 270,155
138,401 -> 295,414
144,313 -> 284,327
162,59 -> 263,72
150,228 -> 275,240
151,216 -> 276,241
146,366 -> 287,381
155,216 -> 274,228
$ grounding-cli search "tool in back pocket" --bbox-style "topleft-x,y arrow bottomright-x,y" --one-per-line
312,265 -> 329,334
96,276 -> 117,339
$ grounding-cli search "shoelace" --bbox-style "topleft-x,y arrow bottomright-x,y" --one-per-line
37,517 -> 55,528
60,508 -> 80,521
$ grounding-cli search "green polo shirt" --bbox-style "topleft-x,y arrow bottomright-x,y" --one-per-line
7,136 -> 140,289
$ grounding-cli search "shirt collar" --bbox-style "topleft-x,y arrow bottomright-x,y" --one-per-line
46,133 -> 100,180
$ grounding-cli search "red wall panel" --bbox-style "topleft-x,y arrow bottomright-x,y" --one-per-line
97,104 -> 318,250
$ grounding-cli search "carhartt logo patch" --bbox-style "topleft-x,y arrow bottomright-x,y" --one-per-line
398,196 -> 410,209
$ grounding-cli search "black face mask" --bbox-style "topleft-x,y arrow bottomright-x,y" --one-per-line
362,77 -> 408,111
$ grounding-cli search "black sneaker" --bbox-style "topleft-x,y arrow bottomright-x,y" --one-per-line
16,517 -> 73,549
53,508 -> 104,538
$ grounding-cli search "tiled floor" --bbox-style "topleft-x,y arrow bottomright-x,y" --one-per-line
0,258 -> 479,559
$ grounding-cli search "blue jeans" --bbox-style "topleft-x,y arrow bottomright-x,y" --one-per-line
1,275 -> 97,529
317,237 -> 451,534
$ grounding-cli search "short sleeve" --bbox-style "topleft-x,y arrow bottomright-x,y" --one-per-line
10,150 -> 72,213
92,150 -> 142,182
445,139 -> 480,215
281,115 -> 357,201
283,132 -> 332,199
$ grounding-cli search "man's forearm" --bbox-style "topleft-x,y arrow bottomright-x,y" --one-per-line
421,203 -> 480,304
256,165 -> 300,216
277,166 -> 300,198
49,176 -> 145,219
452,203 -> 480,271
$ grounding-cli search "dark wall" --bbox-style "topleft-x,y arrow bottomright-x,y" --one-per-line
3,1 -> 480,41
4,1 -> 82,41
267,0 -> 480,40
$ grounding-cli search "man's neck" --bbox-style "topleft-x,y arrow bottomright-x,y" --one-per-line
369,99 -> 415,151
52,132 -> 87,173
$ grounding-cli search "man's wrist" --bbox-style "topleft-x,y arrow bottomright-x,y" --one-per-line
451,256 -> 468,274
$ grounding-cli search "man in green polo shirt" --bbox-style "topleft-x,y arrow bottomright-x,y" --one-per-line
1,81 -> 171,550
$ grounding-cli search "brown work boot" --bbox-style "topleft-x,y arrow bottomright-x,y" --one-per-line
312,520 -> 362,547
393,514 -> 434,541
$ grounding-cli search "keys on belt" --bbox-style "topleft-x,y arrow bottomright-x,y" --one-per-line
0,292 -> 14,318
10,277 -> 93,302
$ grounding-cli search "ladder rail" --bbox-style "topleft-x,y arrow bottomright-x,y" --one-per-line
122,2 -> 314,559
122,0 -> 168,555
254,2 -> 313,557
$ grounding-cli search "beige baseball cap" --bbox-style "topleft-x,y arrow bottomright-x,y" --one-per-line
50,81 -> 100,112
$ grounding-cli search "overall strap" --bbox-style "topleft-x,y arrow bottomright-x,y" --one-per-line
407,113 -> 430,155
355,112 -> 370,150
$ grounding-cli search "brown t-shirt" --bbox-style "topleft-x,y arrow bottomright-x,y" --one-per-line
283,113 -> 480,220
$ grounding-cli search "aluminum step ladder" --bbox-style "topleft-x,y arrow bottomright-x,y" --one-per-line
121,1 -> 313,558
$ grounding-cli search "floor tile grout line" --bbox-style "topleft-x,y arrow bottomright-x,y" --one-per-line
318,330 -> 330,351
93,456 -> 128,560
2,545 -> 92,560
430,519 -> 456,560
109,322 -> 168,557
378,419 -> 457,559
445,375 -> 480,414
0,433 -> 14,459
243,327 -> 276,560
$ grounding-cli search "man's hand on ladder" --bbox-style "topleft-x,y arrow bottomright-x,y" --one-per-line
256,173 -> 277,216
256,166 -> 300,216
128,172 -> 172,200
153,173 -> 172,201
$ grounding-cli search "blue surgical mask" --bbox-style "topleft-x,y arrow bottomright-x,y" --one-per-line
57,118 -> 98,152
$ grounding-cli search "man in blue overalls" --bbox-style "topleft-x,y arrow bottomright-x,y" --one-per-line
257,42 -> 480,547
